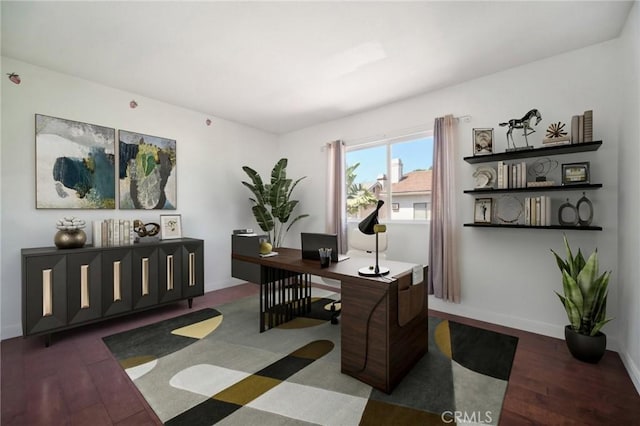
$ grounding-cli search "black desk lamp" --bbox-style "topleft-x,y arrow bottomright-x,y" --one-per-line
358,200 -> 390,277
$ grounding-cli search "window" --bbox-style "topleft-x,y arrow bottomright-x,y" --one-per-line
413,202 -> 428,220
346,133 -> 433,222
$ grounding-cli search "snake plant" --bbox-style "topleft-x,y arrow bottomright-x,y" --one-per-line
551,235 -> 612,336
242,158 -> 308,248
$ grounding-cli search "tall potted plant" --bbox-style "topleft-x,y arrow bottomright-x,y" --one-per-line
551,235 -> 613,363
242,158 -> 308,248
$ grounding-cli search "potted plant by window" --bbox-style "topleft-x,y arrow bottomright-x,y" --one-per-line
551,235 -> 613,363
242,158 -> 308,248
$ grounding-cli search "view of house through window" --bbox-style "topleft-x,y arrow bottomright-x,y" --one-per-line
346,133 -> 433,222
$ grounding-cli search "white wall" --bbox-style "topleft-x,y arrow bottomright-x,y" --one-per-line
617,1 -> 640,391
278,40 -> 624,348
0,57 -> 278,339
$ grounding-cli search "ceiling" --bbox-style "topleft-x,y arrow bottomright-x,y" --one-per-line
1,1 -> 634,135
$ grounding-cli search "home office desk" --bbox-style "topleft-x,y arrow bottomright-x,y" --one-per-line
231,247 -> 428,393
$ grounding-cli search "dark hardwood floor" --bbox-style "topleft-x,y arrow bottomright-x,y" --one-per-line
2,283 -> 638,425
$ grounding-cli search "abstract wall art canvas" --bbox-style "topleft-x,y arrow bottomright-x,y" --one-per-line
35,114 -> 116,209
119,130 -> 176,209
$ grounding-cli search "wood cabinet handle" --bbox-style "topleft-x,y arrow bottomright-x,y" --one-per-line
42,269 -> 52,317
113,261 -> 121,301
80,265 -> 90,308
141,258 -> 149,296
189,252 -> 196,287
167,255 -> 174,290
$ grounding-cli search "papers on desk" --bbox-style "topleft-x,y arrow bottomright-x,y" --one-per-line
259,251 -> 279,258
412,265 -> 424,285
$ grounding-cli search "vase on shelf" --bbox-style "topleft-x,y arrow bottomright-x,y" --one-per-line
54,229 -> 87,249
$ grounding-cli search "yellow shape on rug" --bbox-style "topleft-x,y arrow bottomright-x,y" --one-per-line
214,375 -> 281,405
434,320 -> 452,359
171,315 -> 223,339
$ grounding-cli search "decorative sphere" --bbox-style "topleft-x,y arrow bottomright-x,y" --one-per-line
54,229 -> 87,249
259,241 -> 272,254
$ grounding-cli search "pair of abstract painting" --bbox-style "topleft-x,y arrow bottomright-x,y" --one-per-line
35,114 -> 176,209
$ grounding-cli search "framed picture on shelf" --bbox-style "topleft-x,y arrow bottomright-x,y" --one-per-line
160,214 -> 182,239
473,128 -> 494,156
474,198 -> 493,223
561,162 -> 590,185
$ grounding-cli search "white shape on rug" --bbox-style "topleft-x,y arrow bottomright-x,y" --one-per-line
170,364 -> 250,397
311,288 -> 339,299
126,359 -> 158,380
451,361 -> 508,426
247,381 -> 367,426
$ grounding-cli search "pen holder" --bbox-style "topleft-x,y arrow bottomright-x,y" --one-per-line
319,248 -> 332,268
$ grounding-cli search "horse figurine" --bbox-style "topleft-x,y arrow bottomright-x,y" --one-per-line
499,109 -> 542,150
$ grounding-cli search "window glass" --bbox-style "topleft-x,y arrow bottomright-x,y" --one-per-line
346,134 -> 433,221
413,202 -> 428,220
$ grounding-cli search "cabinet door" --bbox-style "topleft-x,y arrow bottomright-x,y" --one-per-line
132,246 -> 159,310
67,251 -> 102,325
23,255 -> 67,336
181,241 -> 204,299
158,244 -> 182,304
102,249 -> 132,316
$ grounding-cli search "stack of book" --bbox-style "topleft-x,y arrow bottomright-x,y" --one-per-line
570,110 -> 593,143
542,136 -> 570,146
524,196 -> 552,226
92,219 -> 134,247
497,161 -> 527,189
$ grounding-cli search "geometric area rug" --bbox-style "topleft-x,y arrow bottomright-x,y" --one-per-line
103,290 -> 518,425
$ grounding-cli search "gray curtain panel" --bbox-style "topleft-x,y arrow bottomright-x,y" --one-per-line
429,115 -> 461,302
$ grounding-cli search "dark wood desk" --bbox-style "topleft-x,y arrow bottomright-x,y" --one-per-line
232,247 -> 428,393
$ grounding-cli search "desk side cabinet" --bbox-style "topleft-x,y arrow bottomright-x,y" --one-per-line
22,238 -> 204,345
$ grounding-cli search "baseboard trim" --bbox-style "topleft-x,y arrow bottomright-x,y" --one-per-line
427,296 -> 620,351
617,341 -> 640,394
1,323 -> 22,341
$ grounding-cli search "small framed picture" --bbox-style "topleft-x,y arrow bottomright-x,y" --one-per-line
561,162 -> 590,185
473,128 -> 494,156
474,198 -> 493,223
160,214 -> 182,239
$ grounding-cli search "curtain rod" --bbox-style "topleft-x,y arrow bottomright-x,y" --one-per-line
337,114 -> 471,149
319,114 -> 471,151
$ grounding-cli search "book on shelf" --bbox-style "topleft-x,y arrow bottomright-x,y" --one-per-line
93,219 -> 134,247
542,137 -> 571,145
546,195 -> 551,226
524,196 -> 551,226
259,251 -> 279,258
584,110 -> 593,142
92,221 -> 102,247
527,180 -> 556,187
569,111 -> 593,144
233,228 -> 255,235
571,115 -> 580,143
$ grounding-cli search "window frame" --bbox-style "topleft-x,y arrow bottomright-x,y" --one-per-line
345,130 -> 433,224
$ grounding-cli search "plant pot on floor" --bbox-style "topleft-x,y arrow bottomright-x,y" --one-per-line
564,325 -> 606,364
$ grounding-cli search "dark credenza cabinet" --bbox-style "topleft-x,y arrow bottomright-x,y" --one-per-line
22,238 -> 204,345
